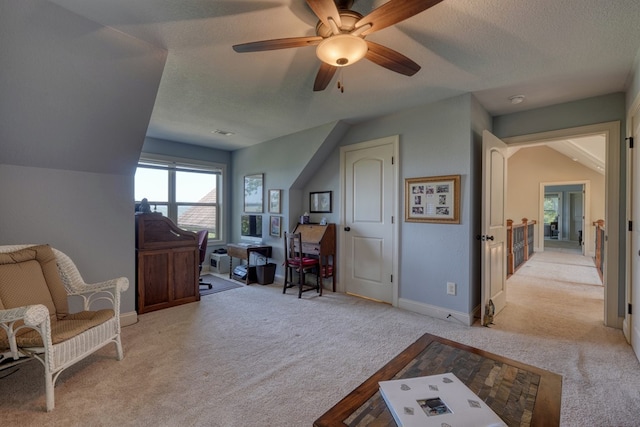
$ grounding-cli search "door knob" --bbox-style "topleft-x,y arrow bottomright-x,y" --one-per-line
486,235 -> 494,241
344,227 -> 351,231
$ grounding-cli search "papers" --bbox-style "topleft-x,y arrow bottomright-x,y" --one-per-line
379,373 -> 507,427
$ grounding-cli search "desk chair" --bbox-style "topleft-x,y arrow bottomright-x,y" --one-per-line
283,232 -> 320,298
197,230 -> 211,289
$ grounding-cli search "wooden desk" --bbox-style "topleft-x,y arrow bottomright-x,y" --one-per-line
292,223 -> 336,291
313,333 -> 561,427
135,213 -> 199,314
227,243 -> 272,285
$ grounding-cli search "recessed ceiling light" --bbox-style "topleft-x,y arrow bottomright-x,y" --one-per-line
508,95 -> 525,104
211,129 -> 235,136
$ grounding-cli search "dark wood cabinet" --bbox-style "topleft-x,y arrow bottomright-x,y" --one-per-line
135,213 -> 200,314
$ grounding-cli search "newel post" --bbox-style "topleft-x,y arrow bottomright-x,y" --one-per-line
521,218 -> 530,261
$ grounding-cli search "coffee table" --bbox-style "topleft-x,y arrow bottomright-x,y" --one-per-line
314,333 -> 561,427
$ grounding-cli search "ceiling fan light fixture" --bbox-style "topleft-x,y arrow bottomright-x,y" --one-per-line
316,34 -> 367,67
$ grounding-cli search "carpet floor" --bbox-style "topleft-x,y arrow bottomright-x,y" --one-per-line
1,251 -> 638,426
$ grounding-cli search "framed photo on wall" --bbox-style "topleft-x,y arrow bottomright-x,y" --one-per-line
405,175 -> 460,224
310,191 -> 332,213
244,173 -> 263,213
268,189 -> 281,214
269,216 -> 281,237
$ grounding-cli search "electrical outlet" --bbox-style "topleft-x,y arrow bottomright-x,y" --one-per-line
446,282 -> 456,296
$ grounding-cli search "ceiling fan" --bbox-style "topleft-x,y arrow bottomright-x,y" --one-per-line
233,0 -> 444,91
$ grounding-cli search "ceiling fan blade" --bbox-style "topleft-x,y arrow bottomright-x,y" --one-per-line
365,41 -> 421,76
306,0 -> 342,31
313,62 -> 338,91
356,0 -> 444,36
233,36 -> 323,53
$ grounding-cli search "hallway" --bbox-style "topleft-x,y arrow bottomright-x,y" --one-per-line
498,248 -> 603,337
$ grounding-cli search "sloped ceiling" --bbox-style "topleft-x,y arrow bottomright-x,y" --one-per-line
0,0 -> 167,174
21,1 -> 640,150
507,134 -> 606,175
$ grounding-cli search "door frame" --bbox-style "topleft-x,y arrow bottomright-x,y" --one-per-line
339,136 -> 400,306
505,121 -> 621,328
625,95 -> 640,349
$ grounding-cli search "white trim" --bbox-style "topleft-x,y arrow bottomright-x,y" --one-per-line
505,121 -> 621,328
398,298 -> 474,326
120,311 -> 138,327
339,135 -> 400,306
625,95 -> 640,348
139,152 -> 225,171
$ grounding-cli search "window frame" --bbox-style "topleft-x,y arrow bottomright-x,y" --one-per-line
136,154 -> 225,245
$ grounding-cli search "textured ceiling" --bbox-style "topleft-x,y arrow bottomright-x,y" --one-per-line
47,0 -> 640,151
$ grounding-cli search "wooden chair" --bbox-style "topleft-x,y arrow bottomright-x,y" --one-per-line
282,232 -> 320,298
0,244 -> 128,411
197,230 -> 211,289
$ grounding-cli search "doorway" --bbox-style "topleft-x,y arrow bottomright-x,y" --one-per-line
541,183 -> 588,256
504,121 -> 620,327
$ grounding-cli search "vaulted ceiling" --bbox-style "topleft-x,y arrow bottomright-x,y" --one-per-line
47,0 -> 640,151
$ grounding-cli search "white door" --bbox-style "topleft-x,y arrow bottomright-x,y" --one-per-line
341,137 -> 398,304
481,130 -> 508,325
631,108 -> 640,361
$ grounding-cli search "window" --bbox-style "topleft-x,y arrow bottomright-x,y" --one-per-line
135,156 -> 224,242
544,193 -> 560,224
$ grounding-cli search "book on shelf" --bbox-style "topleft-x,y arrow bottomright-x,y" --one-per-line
378,373 -> 507,427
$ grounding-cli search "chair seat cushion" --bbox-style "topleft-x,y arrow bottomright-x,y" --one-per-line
0,309 -> 114,349
288,257 -> 318,267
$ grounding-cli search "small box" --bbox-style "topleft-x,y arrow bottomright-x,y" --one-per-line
210,253 -> 230,274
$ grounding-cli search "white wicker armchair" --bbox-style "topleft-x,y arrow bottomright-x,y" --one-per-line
0,244 -> 129,411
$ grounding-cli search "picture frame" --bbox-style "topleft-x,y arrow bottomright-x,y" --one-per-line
269,215 -> 281,237
405,175 -> 460,224
310,191 -> 332,213
268,189 -> 281,214
244,173 -> 264,213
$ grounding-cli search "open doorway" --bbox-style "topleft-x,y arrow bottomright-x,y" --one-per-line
504,121 -> 620,328
542,183 -> 588,256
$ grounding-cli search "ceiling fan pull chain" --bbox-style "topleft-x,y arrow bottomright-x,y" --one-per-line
337,68 -> 345,93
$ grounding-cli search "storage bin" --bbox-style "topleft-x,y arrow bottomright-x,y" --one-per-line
256,262 -> 276,285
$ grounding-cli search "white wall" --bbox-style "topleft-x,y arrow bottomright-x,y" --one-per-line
507,145 -> 605,251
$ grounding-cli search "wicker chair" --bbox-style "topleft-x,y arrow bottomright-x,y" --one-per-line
0,244 -> 128,411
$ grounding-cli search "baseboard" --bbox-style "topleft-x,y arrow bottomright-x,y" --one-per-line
398,298 -> 473,326
120,311 -> 138,327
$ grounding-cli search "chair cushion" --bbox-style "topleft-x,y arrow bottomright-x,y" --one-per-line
288,257 -> 318,267
0,309 -> 114,349
0,245 -> 69,319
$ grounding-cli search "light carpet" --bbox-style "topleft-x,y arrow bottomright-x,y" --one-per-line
1,252 -> 639,426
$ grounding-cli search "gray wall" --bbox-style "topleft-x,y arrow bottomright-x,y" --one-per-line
231,94 -> 481,318
337,94 -> 477,315
0,0 -> 167,315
